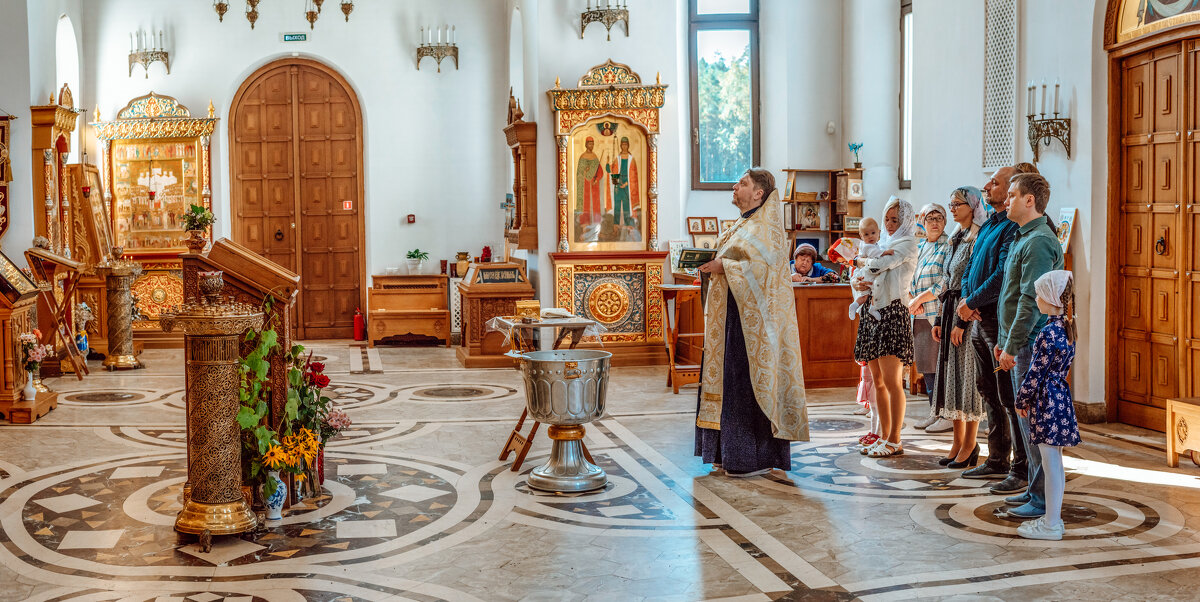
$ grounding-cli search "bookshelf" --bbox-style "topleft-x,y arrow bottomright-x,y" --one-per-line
780,168 -> 864,260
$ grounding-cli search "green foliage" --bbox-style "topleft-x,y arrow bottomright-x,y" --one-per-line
182,204 -> 215,231
697,46 -> 753,183
406,248 -> 430,261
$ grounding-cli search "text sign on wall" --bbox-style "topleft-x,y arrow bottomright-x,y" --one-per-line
282,32 -> 308,42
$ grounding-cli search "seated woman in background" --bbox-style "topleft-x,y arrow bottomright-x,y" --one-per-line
790,244 -> 838,284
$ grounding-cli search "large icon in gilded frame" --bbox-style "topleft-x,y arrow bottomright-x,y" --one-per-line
549,60 -> 667,252
92,92 -> 216,258
92,93 -> 217,344
569,116 -> 648,249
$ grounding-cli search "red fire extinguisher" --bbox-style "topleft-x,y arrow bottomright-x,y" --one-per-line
353,308 -> 366,341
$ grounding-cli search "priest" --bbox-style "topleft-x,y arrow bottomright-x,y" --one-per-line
695,168 -> 810,477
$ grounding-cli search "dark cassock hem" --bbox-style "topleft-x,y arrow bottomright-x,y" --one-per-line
695,288 -> 792,472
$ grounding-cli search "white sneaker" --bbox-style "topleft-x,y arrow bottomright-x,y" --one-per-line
1016,517 -> 1064,541
915,413 -> 939,429
726,468 -> 771,478
925,418 -> 954,433
853,406 -> 870,415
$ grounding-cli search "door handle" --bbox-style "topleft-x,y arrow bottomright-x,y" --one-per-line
275,228 -> 284,241
1156,235 -> 1168,255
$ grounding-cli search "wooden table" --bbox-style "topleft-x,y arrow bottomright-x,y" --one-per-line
494,316 -> 599,472
657,284 -> 702,394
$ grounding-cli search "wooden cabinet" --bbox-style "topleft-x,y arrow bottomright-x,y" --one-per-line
456,263 -> 534,368
0,250 -> 56,423
504,92 -> 537,251
367,274 -> 451,347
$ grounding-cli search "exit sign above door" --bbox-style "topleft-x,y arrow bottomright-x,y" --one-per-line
281,32 -> 308,42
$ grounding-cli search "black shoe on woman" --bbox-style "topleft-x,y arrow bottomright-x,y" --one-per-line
947,444 -> 980,469
938,456 -> 956,466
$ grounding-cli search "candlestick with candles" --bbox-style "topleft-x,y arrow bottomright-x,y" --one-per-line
1026,78 -> 1071,163
128,29 -> 171,79
581,0 -> 630,41
416,23 -> 459,73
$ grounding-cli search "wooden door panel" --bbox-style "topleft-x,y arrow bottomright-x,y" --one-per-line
1150,278 -> 1176,334
1123,275 -> 1151,333
1191,213 -> 1200,269
1190,344 -> 1200,395
1125,145 -> 1150,202
1152,212 -> 1179,269
329,140 -> 355,171
331,215 -> 358,247
1124,212 -> 1151,268
1124,56 -> 1151,136
1151,342 -> 1178,404
1120,339 -> 1151,401
1153,144 -> 1179,204
329,103 -> 354,135
1154,52 -> 1181,134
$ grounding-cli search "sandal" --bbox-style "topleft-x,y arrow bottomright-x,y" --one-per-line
868,441 -> 903,458
857,433 -> 880,446
860,438 -> 886,455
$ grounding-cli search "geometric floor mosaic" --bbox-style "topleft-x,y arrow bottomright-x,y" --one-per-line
3,344 -> 1200,600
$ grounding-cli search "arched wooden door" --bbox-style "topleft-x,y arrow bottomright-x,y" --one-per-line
230,58 -> 365,340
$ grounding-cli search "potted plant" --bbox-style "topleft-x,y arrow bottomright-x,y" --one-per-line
406,248 -> 430,274
181,204 -> 215,253
848,142 -> 864,169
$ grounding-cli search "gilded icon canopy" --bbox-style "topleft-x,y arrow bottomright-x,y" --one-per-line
549,60 -> 667,252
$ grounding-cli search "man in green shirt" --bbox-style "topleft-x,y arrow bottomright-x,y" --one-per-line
995,173 -> 1064,519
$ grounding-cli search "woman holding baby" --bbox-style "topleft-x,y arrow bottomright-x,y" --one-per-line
851,196 -> 920,457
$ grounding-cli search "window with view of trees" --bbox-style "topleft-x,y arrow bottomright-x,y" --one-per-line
690,0 -> 759,190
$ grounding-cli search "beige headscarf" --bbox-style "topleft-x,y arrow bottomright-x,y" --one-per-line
697,190 -> 809,441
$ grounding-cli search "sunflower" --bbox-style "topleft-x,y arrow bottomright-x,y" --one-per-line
262,445 -> 290,470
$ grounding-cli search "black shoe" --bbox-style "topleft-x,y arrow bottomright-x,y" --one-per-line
938,456 -> 955,466
960,463 -> 1009,479
988,475 -> 1028,495
948,444 -> 981,469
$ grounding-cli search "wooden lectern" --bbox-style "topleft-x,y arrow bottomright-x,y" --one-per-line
24,247 -> 89,379
0,250 -> 56,423
456,262 -> 535,368
181,238 -> 299,423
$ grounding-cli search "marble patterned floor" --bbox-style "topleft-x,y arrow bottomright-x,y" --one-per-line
2,343 -> 1200,601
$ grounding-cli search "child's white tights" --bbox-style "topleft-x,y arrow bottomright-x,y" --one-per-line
1039,443 -> 1066,526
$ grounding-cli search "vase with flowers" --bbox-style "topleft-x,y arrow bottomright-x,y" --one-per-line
181,204 -> 215,253
18,331 -> 51,401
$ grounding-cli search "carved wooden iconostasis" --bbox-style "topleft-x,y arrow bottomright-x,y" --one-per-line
548,61 -> 668,366
93,92 -> 216,348
0,114 -> 12,239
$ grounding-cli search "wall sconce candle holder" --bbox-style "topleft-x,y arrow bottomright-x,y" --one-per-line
128,29 -> 170,79
417,26 -> 459,73
581,1 -> 629,41
1026,112 -> 1071,163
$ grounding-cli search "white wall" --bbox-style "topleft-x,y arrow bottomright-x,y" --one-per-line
2,1 -> 34,266
79,0 -> 509,278
843,0 -> 901,221
909,0 -> 1108,406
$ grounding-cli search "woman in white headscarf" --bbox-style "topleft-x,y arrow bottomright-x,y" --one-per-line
851,196 -> 920,457
930,186 -> 987,468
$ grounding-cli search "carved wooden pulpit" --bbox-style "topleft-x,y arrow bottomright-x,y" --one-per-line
181,238 -> 298,423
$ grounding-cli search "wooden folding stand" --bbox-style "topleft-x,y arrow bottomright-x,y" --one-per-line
24,247 -> 89,379
497,317 -> 598,472
657,284 -> 703,394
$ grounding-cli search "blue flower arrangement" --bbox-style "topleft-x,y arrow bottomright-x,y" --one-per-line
848,142 -> 864,164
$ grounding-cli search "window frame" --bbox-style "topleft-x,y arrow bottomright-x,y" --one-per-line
689,0 -> 761,191
899,0 -> 913,189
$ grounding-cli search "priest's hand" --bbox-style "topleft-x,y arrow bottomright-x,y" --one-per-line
699,259 -> 724,274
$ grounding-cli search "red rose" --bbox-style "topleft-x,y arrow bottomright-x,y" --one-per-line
313,373 -> 330,388
309,362 -> 325,373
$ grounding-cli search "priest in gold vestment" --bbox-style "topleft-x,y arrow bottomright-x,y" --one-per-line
696,168 -> 809,477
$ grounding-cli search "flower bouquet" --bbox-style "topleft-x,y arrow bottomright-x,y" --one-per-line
18,331 -> 52,400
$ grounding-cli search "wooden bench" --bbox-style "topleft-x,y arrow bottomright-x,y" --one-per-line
1167,397 -> 1200,467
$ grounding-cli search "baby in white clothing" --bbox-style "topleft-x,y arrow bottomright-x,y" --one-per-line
848,218 -> 893,319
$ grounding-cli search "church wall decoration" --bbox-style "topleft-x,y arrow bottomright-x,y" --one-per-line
92,93 -> 217,341
548,59 -> 667,253
1109,0 -> 1200,46
0,115 -> 12,240
547,61 -> 668,358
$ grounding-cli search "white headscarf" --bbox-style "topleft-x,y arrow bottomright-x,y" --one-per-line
952,186 -> 988,227
881,195 -> 916,247
1034,270 -> 1073,308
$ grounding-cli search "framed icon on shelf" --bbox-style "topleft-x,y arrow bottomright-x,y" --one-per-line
703,217 -> 719,233
844,216 -> 862,232
797,203 -> 821,230
688,216 -> 714,234
847,179 -> 865,200
719,219 -> 737,233
691,233 -> 719,249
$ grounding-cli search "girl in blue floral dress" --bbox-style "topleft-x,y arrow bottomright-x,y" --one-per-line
1014,270 -> 1079,541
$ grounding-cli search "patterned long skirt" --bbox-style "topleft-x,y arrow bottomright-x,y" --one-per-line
932,291 -> 984,421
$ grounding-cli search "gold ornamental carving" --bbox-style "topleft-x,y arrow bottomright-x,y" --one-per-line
1179,417 -> 1189,445
96,261 -> 144,370
587,281 -> 630,325
159,273 -> 260,536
